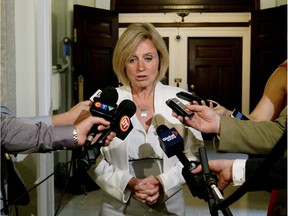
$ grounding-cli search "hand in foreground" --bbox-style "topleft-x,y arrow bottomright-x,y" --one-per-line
128,175 -> 163,205
53,100 -> 92,125
75,116 -> 116,146
172,104 -> 221,134
191,159 -> 234,190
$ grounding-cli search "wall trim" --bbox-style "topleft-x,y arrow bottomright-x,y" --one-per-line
119,22 -> 250,28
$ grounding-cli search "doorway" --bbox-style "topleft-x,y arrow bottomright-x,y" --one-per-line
154,27 -> 250,113
188,37 -> 242,110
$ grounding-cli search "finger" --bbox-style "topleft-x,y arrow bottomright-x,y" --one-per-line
133,192 -> 148,203
191,165 -> 202,174
97,122 -> 111,131
82,100 -> 93,106
192,100 -> 199,105
200,100 -> 207,106
103,132 -> 116,146
146,192 -> 160,203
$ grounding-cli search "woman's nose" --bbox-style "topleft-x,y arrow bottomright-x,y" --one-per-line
137,60 -> 145,71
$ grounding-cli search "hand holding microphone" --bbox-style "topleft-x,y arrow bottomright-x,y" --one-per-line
78,86 -> 136,170
156,125 -> 232,215
74,116 -> 114,146
86,86 -> 119,146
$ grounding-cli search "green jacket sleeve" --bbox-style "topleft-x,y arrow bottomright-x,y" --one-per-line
215,107 -> 287,155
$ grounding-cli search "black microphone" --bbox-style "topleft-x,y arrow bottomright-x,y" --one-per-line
112,99 -> 136,140
156,125 -> 209,201
78,99 -> 136,171
199,147 -> 233,216
86,86 -> 118,145
96,99 -> 136,145
156,125 -> 195,170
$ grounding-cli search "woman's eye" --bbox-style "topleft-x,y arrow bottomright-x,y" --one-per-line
128,58 -> 136,63
144,57 -> 153,62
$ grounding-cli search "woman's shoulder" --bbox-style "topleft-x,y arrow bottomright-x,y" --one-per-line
156,82 -> 184,94
116,85 -> 132,102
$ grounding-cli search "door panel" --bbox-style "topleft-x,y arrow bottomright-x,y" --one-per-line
73,5 -> 119,103
188,37 -> 242,110
250,5 -> 287,111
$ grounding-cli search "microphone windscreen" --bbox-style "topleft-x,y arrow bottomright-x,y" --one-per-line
113,99 -> 136,140
99,86 -> 118,104
90,86 -> 118,120
156,125 -> 169,135
116,99 -> 136,118
157,125 -> 184,157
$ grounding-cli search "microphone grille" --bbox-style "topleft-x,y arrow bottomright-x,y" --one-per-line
100,86 -> 118,104
156,125 -> 169,135
117,99 -> 136,117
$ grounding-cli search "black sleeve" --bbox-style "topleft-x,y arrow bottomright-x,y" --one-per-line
245,157 -> 287,191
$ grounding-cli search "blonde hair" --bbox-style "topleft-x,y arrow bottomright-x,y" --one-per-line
112,23 -> 169,86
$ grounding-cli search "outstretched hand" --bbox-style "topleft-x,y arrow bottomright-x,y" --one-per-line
52,100 -> 92,125
172,104 -> 221,134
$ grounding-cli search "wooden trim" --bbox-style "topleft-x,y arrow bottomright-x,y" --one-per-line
119,22 -> 250,28
114,0 -> 256,13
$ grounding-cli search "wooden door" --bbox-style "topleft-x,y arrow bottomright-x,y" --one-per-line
188,37 -> 242,110
73,5 -> 119,103
250,5 -> 287,111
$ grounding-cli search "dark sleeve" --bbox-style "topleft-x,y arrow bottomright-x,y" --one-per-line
245,157 -> 287,191
1,116 -> 75,154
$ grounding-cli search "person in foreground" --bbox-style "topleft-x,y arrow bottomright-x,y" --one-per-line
189,60 -> 287,215
1,114 -> 115,153
90,23 -> 203,216
1,102 -> 116,215
173,104 -> 287,155
191,155 -> 287,192
172,105 -> 287,200
1,100 -> 116,152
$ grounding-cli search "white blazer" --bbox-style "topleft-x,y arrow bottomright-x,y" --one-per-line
89,82 -> 204,212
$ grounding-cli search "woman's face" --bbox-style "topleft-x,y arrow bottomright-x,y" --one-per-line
125,39 -> 159,90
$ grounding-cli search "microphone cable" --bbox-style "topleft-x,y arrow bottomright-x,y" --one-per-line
54,153 -> 75,216
3,154 -> 76,216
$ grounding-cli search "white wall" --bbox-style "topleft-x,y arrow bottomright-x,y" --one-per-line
15,0 -> 53,215
15,0 -> 37,116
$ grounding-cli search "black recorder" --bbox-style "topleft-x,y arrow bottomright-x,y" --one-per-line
166,98 -> 194,118
176,91 -> 217,108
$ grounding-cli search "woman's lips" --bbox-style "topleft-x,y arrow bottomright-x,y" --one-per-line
136,75 -> 148,81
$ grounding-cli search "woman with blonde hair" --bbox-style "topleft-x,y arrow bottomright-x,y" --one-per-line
90,23 -> 203,215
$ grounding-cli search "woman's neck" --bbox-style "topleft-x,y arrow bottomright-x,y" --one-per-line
131,86 -> 155,132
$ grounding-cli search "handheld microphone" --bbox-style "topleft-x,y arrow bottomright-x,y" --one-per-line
156,125 -> 209,200
112,99 -> 136,140
156,125 -> 195,170
76,86 -> 118,171
86,86 -> 118,145
78,99 -> 136,170
95,99 -> 136,145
